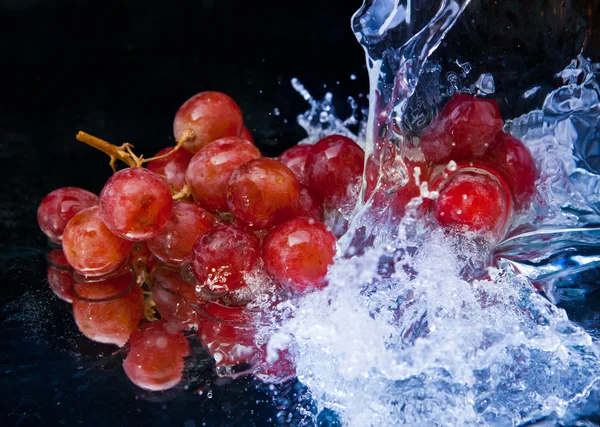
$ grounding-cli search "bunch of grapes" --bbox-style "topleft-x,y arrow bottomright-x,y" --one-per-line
38,90 -> 537,392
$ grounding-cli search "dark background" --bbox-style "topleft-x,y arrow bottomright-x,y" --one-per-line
0,0 -> 598,426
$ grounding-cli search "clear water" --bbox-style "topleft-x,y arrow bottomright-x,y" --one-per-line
265,1 -> 600,426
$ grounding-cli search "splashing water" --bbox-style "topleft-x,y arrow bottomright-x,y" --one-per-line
269,1 -> 600,426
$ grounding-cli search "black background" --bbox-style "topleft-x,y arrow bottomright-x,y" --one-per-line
0,0 -> 599,426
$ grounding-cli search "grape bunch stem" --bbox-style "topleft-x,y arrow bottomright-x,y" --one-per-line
75,129 -> 196,173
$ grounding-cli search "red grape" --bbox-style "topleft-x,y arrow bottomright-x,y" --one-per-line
191,224 -> 262,294
37,187 -> 99,243
481,132 -> 537,211
296,185 -> 324,221
152,264 -> 203,328
146,146 -> 194,192
62,206 -> 132,278
100,167 -> 173,241
227,158 -> 300,229
147,201 -> 218,266
72,269 -> 145,347
173,91 -> 243,154
278,144 -> 312,185
430,167 -> 512,241
366,153 -> 430,220
240,126 -> 254,144
198,303 -> 259,368
306,135 -> 365,214
186,137 -> 261,212
419,93 -> 503,164
123,320 -> 190,391
262,217 -> 337,293
46,249 -> 75,303
253,347 -> 296,384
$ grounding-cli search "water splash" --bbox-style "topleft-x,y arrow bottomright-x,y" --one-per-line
291,78 -> 363,147
267,2 -> 600,426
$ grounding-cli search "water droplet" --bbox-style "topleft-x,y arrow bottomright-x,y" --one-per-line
475,73 -> 495,95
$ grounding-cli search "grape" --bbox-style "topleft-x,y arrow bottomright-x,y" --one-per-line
430,167 -> 512,241
419,93 -> 503,164
62,206 -> 132,278
278,144 -> 312,185
72,269 -> 145,347
253,347 -> 296,384
46,249 -> 75,303
100,167 -> 173,241
240,126 -> 254,144
37,187 -> 99,243
366,154 -> 430,220
147,201 -> 218,266
306,134 -> 365,214
262,217 -> 337,293
198,303 -> 259,368
173,91 -> 244,154
191,224 -> 261,294
146,146 -> 194,192
481,132 -> 537,211
186,137 -> 261,212
227,158 -> 300,229
297,185 -> 324,221
152,264 -> 204,328
123,320 -> 190,391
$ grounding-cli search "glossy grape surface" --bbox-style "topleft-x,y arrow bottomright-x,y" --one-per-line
37,187 -> 99,243
186,137 -> 261,212
100,167 -> 173,241
174,91 -> 243,154
62,206 -> 133,278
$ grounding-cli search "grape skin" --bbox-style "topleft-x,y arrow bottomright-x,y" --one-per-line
147,201 -> 218,266
72,270 -> 145,347
123,320 -> 190,391
185,137 -> 261,212
227,158 -> 300,229
62,206 -> 133,278
100,167 -> 174,241
146,146 -> 194,192
37,187 -> 99,243
174,91 -> 244,154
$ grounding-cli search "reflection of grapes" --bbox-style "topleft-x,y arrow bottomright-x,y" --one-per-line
198,303 -> 259,368
72,270 -> 145,347
46,249 -> 75,303
123,320 -> 190,391
152,264 -> 204,329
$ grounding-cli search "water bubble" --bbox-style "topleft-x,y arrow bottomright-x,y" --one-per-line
475,73 -> 496,95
